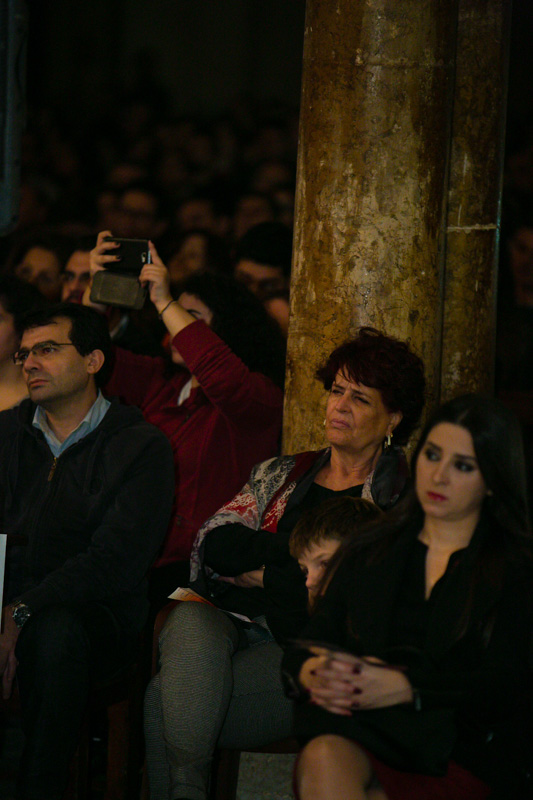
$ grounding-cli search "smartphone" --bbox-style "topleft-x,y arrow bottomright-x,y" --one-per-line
102,237 -> 151,275
90,238 -> 151,309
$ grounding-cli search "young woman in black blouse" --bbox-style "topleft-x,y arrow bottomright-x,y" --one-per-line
283,394 -> 533,800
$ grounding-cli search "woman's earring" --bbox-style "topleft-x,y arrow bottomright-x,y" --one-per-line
385,433 -> 392,448
323,419 -> 327,427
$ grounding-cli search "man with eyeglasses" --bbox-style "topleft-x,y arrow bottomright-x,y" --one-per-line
0,303 -> 174,800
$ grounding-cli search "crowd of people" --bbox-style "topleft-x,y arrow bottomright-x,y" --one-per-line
0,94 -> 531,800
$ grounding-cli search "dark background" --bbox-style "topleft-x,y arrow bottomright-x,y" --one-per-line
24,0 -> 533,145
3,0 -> 533,236
26,1 -> 306,120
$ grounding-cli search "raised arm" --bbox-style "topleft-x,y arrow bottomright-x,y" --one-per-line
140,242 -> 200,338
143,236 -> 283,427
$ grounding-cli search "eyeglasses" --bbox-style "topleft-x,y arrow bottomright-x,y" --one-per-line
12,342 -> 76,366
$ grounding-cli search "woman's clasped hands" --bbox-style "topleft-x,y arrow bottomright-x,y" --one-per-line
299,648 -> 414,716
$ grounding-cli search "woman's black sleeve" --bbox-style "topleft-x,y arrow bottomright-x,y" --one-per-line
204,522 -> 291,575
281,557 -> 353,698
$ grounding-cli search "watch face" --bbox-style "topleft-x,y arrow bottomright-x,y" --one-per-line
12,604 -> 31,628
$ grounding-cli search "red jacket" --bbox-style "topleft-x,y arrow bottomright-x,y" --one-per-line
105,320 -> 283,564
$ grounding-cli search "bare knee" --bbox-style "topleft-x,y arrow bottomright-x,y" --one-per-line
296,735 -> 376,800
298,735 -> 347,772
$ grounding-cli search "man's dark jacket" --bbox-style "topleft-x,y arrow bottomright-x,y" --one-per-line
0,397 -> 174,634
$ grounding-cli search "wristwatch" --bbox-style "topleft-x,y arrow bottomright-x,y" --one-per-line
10,602 -> 32,629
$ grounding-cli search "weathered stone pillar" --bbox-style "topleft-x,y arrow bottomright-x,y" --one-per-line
284,0 -> 509,453
440,0 -> 511,400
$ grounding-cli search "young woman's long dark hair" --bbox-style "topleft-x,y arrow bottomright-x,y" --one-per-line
321,395 -> 533,628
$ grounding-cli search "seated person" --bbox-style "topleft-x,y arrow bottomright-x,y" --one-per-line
283,395 -> 533,800
144,494 -> 383,800
89,231 -> 286,605
143,329 -> 425,800
0,303 -> 174,800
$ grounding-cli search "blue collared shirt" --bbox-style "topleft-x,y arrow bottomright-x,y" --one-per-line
32,391 -> 111,457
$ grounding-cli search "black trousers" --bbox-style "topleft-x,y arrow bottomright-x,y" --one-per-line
14,602 -> 135,800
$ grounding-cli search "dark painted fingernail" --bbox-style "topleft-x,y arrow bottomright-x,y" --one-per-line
351,701 -> 360,709
310,669 -> 316,676
352,666 -> 361,674
352,687 -> 362,695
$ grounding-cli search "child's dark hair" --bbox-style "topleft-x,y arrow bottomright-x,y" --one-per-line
289,496 -> 384,560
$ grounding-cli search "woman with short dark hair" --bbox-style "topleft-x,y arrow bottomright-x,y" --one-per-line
316,327 -> 426,446
144,327 -> 426,800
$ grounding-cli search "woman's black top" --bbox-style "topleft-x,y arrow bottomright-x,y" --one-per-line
281,518 -> 533,791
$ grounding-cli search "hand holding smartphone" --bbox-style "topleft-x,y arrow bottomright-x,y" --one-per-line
90,237 -> 151,309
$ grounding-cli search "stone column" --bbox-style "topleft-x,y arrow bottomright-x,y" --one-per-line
284,0 -> 457,453
440,0 -> 511,400
284,0 -> 509,453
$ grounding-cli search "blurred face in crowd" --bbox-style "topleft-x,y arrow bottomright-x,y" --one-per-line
233,195 -> 274,241
15,247 -> 63,302
61,251 -> 91,304
508,226 -> 533,307
115,189 -> 160,239
176,199 -> 216,233
251,161 -> 292,194
167,235 -> 208,283
234,259 -> 286,301
0,299 -> 18,363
